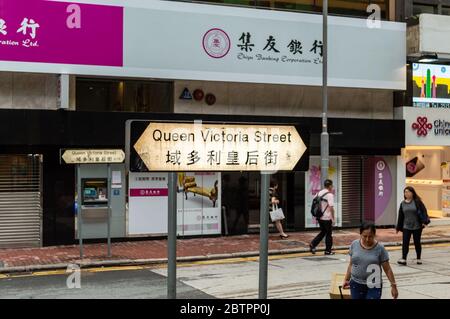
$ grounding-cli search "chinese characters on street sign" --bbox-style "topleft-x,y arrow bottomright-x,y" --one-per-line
62,150 -> 125,164
132,122 -> 307,171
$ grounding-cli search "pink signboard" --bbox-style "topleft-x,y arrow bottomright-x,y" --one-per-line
0,0 -> 123,66
374,158 -> 392,220
130,188 -> 169,197
364,157 -> 392,223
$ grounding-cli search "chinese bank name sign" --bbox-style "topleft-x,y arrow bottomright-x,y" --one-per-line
0,0 -> 122,67
133,123 -> 307,172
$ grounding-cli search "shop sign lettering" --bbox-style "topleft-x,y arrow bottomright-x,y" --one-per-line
231,31 -> 323,65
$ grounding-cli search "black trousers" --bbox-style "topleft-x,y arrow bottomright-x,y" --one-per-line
402,228 -> 423,260
311,220 -> 333,252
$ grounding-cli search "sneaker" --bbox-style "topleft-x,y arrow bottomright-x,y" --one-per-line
397,259 -> 407,266
324,251 -> 335,255
417,259 -> 422,265
309,244 -> 316,255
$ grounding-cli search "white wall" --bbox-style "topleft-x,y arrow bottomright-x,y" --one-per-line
420,14 -> 450,56
174,81 -> 394,119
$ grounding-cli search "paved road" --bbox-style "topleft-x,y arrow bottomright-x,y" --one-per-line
155,243 -> 450,299
0,268 -> 213,299
1,243 -> 450,299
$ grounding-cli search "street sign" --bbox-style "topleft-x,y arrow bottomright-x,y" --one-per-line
62,149 -> 125,164
132,122 -> 307,172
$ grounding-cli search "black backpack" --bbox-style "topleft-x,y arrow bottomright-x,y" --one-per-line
311,192 -> 330,219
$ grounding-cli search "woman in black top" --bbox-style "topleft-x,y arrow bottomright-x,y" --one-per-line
269,180 -> 288,239
396,186 -> 430,266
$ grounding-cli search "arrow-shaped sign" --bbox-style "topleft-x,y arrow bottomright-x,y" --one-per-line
62,149 -> 125,164
133,122 -> 307,171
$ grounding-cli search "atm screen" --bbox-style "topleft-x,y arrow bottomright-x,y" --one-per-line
81,178 -> 108,205
84,188 -> 97,198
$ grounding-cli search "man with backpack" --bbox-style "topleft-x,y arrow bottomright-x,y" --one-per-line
309,179 -> 335,255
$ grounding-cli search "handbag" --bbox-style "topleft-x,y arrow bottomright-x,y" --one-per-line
416,200 -> 431,225
418,207 -> 431,225
269,204 -> 285,222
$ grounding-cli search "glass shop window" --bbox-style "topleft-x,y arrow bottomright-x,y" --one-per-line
76,78 -> 173,113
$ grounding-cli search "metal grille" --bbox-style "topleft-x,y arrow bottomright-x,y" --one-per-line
0,155 -> 42,248
341,156 -> 362,228
362,156 -> 374,223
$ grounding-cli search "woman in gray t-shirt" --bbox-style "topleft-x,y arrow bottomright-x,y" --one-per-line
343,223 -> 398,299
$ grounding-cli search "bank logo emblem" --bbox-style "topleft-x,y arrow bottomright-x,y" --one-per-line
202,28 -> 231,59
376,161 -> 385,171
412,117 -> 432,137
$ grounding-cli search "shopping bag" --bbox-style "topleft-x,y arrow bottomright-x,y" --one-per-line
269,204 -> 285,222
329,273 -> 351,299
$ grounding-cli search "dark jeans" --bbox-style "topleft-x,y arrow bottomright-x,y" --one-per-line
311,219 -> 333,252
402,228 -> 423,260
350,280 -> 382,300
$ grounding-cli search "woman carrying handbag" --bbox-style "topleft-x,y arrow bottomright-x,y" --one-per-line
269,180 -> 288,239
396,186 -> 431,266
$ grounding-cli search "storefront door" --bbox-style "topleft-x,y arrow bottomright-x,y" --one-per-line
0,154 -> 43,248
223,172 -> 290,234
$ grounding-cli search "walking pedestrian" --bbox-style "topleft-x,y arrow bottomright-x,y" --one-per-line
309,179 -> 335,255
269,180 -> 288,239
396,186 -> 430,266
343,223 -> 399,299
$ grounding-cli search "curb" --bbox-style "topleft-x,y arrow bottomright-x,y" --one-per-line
1,238 -> 450,275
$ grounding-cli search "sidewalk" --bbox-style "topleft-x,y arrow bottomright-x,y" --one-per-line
2,225 -> 450,273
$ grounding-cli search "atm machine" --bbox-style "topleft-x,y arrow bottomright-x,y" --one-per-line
76,164 -> 126,239
81,177 -> 109,226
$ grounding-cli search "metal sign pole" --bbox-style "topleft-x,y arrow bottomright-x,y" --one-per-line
77,164 -> 83,258
321,0 -> 330,186
259,172 -> 270,299
167,172 -> 177,299
107,164 -> 112,257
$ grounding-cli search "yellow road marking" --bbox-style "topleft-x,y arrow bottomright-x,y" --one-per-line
179,251 -> 329,268
0,274 -> 34,279
87,266 -> 147,273
423,242 -> 450,248
32,270 -> 67,276
1,242 -> 450,279
179,257 -> 255,267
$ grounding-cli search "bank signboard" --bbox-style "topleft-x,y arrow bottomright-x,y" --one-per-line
0,0 -> 123,67
128,171 -> 222,237
0,0 -> 405,89
126,120 -> 309,172
365,157 -> 395,225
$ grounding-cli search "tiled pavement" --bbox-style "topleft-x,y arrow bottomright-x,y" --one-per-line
1,225 -> 450,271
